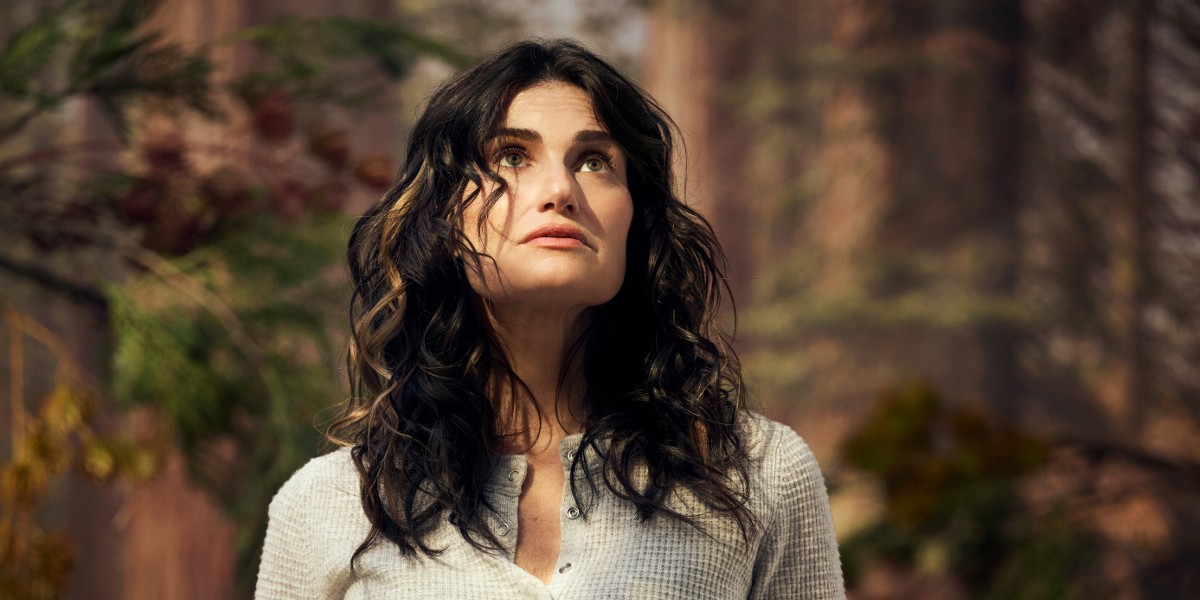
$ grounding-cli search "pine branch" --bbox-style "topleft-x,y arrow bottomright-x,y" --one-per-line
0,103 -> 55,143
119,246 -> 290,412
0,252 -> 108,312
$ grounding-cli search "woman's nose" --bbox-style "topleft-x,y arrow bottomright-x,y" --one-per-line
537,164 -> 578,213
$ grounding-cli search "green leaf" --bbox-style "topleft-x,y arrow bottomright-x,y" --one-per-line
0,9 -> 67,97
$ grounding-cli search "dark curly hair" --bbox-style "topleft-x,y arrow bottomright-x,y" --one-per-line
329,38 -> 755,565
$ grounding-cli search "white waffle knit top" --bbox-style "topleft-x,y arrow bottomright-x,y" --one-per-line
254,414 -> 845,599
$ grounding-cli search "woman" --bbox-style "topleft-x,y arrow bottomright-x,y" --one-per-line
255,38 -> 844,599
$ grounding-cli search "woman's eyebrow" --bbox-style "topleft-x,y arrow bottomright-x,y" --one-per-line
491,128 -> 614,144
574,130 -> 614,144
494,127 -> 540,142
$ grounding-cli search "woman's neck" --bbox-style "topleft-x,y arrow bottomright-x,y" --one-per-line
488,305 -> 590,453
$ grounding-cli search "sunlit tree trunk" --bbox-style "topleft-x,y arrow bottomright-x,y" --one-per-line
1107,0 -> 1153,432
643,1 -> 755,310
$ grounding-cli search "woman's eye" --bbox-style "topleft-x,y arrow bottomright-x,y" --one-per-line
580,157 -> 608,172
498,151 -> 526,168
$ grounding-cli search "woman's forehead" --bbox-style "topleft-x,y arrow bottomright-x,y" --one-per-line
499,82 -> 607,134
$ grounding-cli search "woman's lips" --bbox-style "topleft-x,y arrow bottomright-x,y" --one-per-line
521,224 -> 589,249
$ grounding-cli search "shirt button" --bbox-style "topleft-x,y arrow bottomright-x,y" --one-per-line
566,506 -> 580,519
558,563 -> 573,574
507,469 -> 519,482
497,522 -> 511,536
566,449 -> 577,461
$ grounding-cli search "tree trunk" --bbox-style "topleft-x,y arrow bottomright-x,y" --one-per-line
1107,0 -> 1153,433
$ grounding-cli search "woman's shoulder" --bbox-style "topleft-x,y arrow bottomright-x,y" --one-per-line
739,413 -> 845,597
269,446 -> 361,520
741,412 -> 830,513
257,448 -> 370,598
742,412 -> 822,474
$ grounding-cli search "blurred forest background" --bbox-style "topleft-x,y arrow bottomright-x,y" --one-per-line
1,0 -> 1197,598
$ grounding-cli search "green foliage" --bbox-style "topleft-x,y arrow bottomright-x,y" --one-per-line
1,3 -> 463,596
984,510 -> 1091,600
109,215 -> 350,593
0,0 -> 465,144
229,16 -> 469,109
0,0 -> 217,141
840,383 -> 1088,597
747,285 -> 1039,339
0,2 -> 72,98
746,240 -> 1043,346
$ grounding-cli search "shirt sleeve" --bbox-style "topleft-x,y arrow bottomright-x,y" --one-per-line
748,424 -> 846,599
255,472 -> 321,600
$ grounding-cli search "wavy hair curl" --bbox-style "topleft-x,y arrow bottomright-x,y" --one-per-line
329,38 -> 755,564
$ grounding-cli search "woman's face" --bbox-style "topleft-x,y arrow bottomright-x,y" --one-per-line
462,82 -> 633,314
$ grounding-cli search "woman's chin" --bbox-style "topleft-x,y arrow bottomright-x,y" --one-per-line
475,277 -> 622,312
